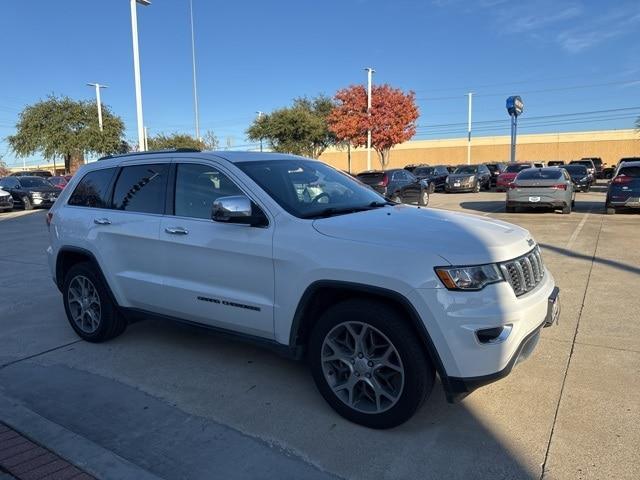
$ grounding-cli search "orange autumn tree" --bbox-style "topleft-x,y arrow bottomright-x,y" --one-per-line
328,84 -> 419,168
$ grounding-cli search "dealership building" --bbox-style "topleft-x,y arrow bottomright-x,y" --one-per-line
320,128 -> 639,173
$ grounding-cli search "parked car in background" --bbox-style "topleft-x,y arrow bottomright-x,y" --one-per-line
569,159 -> 596,177
356,169 -> 430,205
49,176 -> 69,190
506,167 -> 575,214
547,161 -> 565,167
561,164 -> 593,192
9,170 -> 52,178
404,164 -> 419,173
0,176 -> 60,210
580,157 -> 603,178
445,165 -> 456,173
0,187 -> 14,212
533,162 -> 546,168
411,165 -> 450,192
485,162 -> 507,187
496,163 -> 536,191
606,160 -> 640,214
445,164 -> 491,193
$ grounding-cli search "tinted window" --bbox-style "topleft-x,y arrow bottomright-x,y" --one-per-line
453,166 -> 477,174
414,167 -> 434,176
112,164 -> 168,214
505,164 -> 531,173
174,164 -> 243,219
516,169 -> 563,180
68,168 -> 116,208
19,177 -> 50,188
619,166 -> 640,177
356,172 -> 384,185
562,165 -> 587,175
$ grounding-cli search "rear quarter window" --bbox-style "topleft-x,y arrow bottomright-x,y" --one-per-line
68,168 -> 117,208
112,164 -> 169,214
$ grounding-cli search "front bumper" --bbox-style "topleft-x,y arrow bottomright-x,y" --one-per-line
507,199 -> 567,209
32,197 -> 56,207
0,197 -> 13,209
409,269 -> 558,401
445,183 -> 475,192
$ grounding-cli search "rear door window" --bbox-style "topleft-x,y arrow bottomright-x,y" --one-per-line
68,168 -> 116,208
112,164 -> 169,214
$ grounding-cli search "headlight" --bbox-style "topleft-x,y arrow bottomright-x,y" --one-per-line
435,264 -> 503,291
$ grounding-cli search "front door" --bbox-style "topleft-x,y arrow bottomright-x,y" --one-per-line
158,161 -> 275,339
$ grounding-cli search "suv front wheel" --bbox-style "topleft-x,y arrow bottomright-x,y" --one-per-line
309,299 -> 434,429
62,262 -> 127,342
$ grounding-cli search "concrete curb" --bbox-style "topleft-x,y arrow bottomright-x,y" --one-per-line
0,393 -> 162,480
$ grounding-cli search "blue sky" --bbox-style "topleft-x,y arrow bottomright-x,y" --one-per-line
1,0 -> 639,167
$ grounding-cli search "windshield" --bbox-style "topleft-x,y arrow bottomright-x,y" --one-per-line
237,159 -> 387,219
505,164 -> 531,173
562,165 -> 587,175
19,177 -> 50,188
517,169 -> 563,180
453,166 -> 477,174
414,167 -> 434,176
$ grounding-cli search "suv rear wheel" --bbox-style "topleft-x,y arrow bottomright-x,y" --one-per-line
62,262 -> 127,342
309,299 -> 434,429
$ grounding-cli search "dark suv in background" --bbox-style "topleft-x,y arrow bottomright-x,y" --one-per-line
580,157 -> 603,178
411,165 -> 450,192
569,159 -> 596,178
606,160 -> 640,214
356,169 -> 430,205
485,162 -> 506,187
0,176 -> 60,210
445,164 -> 491,193
561,164 -> 593,192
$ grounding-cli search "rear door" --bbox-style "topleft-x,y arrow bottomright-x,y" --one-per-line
157,160 -> 275,338
399,170 -> 421,203
92,162 -> 169,311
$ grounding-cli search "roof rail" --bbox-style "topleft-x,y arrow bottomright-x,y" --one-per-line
98,148 -> 201,161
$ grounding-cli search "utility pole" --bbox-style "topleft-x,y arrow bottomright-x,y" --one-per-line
364,67 -> 375,171
144,126 -> 149,151
467,92 -> 473,165
130,0 -> 150,151
256,111 -> 264,152
87,83 -> 108,131
189,0 -> 200,140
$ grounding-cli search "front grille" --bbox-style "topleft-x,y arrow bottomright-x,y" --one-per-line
499,246 -> 545,296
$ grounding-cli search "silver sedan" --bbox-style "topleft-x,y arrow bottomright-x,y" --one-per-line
506,167 -> 575,214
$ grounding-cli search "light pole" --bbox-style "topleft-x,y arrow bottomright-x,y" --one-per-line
255,111 -> 264,152
467,92 -> 473,165
189,0 -> 200,140
87,83 -> 108,131
130,0 -> 150,151
364,67 -> 375,171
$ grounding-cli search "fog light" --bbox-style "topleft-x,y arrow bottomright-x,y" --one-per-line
476,325 -> 512,344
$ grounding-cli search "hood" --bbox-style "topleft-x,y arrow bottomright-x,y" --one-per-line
312,205 -> 534,265
447,173 -> 476,180
0,188 -> 9,197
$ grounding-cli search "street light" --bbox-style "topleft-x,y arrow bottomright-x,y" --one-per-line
86,83 -> 108,131
130,0 -> 150,151
364,67 -> 375,171
189,0 -> 200,140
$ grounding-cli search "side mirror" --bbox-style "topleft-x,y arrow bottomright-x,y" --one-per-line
212,195 -> 267,227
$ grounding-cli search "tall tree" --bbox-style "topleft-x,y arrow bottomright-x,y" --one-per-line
7,95 -> 125,173
246,95 -> 336,158
146,130 -> 218,151
328,84 -> 419,168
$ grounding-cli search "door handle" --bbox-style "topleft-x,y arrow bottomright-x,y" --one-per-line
165,226 -> 189,235
94,218 -> 111,225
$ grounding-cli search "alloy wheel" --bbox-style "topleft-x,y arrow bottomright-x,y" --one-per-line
321,321 -> 405,414
67,275 -> 102,334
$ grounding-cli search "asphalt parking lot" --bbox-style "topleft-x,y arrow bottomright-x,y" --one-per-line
0,184 -> 638,480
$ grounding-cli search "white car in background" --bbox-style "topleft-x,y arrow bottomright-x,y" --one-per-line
46,151 -> 560,429
0,187 -> 14,212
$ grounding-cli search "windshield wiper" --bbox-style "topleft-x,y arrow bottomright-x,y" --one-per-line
369,200 -> 394,207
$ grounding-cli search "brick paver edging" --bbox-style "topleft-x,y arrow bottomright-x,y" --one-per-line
0,423 -> 94,480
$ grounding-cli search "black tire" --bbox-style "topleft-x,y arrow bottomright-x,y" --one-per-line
419,190 -> 430,207
391,194 -> 402,204
62,262 -> 127,342
562,203 -> 571,214
428,182 -> 435,194
505,204 -> 516,213
309,299 -> 434,429
22,196 -> 32,210
606,206 -> 616,215
474,182 -> 481,193
572,199 -> 576,208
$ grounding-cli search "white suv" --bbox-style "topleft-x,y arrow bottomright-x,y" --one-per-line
46,151 -> 560,429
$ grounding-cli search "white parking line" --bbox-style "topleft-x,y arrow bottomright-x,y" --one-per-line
566,211 -> 591,249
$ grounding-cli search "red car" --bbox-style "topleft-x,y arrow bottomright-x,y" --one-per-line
496,163 -> 536,191
49,176 -> 69,190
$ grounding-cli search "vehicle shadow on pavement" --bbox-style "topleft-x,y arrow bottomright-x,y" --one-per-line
539,243 -> 640,276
